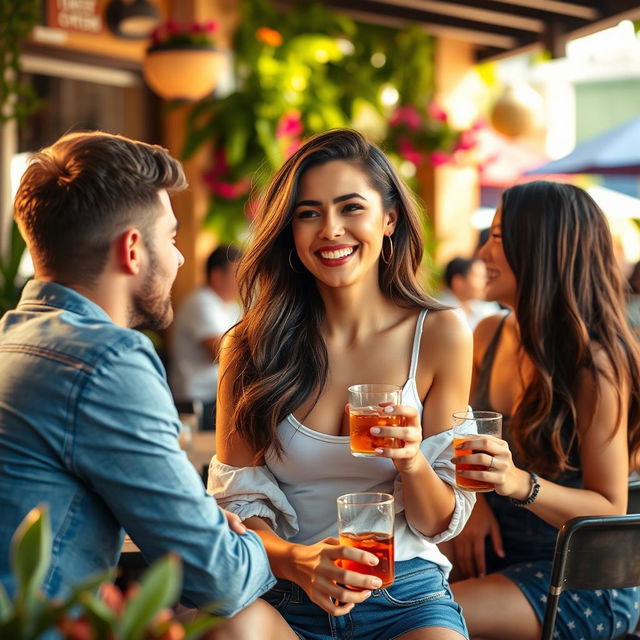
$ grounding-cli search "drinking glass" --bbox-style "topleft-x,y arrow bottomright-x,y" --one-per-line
347,384 -> 403,457
337,492 -> 395,587
452,410 -> 502,492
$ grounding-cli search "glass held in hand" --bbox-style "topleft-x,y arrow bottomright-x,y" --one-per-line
347,384 -> 404,457
452,410 -> 502,492
337,492 -> 395,588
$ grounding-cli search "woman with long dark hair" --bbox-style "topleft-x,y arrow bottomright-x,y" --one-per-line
209,129 -> 475,639
447,181 -> 640,640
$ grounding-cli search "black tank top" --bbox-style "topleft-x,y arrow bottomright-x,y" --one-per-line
471,314 -> 583,569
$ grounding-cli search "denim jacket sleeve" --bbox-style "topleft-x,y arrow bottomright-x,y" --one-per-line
72,334 -> 275,616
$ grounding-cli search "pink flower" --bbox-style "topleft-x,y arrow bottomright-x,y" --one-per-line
398,138 -> 422,165
277,111 -> 303,139
210,148 -> 230,176
389,105 -> 422,131
202,172 -> 251,199
166,20 -> 181,34
284,139 -> 302,158
203,20 -> 218,33
430,151 -> 452,166
427,103 -> 448,122
454,130 -> 476,151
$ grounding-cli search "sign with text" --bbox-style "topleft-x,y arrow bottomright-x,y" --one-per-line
47,0 -> 103,34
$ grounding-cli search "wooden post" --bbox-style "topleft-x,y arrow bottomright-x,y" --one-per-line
420,37 -> 480,267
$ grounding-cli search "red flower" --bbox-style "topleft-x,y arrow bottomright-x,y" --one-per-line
398,138 -> 422,165
389,105 -> 422,131
427,103 -> 448,122
276,111 -> 303,139
430,151 -> 452,166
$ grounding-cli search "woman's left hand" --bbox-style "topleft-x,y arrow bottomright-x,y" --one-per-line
371,404 -> 424,474
452,434 -> 528,498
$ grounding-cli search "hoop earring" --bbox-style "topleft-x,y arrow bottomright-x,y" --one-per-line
381,235 -> 394,265
288,249 -> 304,274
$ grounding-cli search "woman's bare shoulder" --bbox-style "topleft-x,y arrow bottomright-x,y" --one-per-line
474,313 -> 508,349
420,308 -> 473,363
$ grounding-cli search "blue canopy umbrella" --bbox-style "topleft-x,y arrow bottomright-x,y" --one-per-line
526,115 -> 640,175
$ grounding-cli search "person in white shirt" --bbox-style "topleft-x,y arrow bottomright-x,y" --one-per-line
169,245 -> 241,430
437,257 -> 500,331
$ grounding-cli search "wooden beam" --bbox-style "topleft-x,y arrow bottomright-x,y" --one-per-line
369,0 -> 545,31
487,0 -> 598,19
331,7 -> 519,49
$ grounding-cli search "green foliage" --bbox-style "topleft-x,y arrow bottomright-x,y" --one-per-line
0,506 -> 220,639
0,219 -> 27,317
0,0 -> 43,123
182,0 -> 443,242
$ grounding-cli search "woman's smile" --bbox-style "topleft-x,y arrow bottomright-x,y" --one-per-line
315,244 -> 359,266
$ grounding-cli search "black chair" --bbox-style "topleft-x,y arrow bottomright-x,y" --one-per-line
628,479 -> 640,514
541,514 -> 640,640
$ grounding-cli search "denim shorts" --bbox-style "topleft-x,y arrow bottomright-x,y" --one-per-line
260,557 -> 468,640
501,560 -> 640,640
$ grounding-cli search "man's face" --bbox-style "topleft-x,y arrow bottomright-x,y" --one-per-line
130,190 -> 184,330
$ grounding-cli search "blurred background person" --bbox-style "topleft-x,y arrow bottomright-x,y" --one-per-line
170,245 -> 241,431
437,257 -> 500,331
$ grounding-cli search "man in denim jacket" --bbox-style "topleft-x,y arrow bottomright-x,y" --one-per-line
0,132 -> 295,638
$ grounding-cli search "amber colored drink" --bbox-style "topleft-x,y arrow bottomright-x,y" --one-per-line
454,437 -> 493,492
338,531 -> 394,587
349,410 -> 404,457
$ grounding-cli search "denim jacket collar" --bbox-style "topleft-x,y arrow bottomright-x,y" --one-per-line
18,279 -> 113,324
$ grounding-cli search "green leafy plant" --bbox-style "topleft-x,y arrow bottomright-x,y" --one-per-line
0,219 -> 27,318
0,0 -> 43,123
0,506 -> 220,640
181,0 -> 475,242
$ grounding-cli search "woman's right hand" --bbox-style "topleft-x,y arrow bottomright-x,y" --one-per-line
450,494 -> 503,578
291,537 -> 383,616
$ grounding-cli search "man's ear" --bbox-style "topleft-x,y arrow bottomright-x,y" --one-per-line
116,229 -> 143,276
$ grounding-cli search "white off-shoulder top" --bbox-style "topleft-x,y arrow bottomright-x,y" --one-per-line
208,309 -> 476,575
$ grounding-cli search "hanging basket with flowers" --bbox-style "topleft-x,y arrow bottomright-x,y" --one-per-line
143,20 -> 227,101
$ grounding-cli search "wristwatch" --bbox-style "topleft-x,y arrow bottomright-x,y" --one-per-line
510,470 -> 541,507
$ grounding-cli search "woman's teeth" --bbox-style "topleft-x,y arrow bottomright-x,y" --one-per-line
320,247 -> 354,259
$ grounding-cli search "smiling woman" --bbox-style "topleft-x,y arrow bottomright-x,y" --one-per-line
291,161 -> 396,290
208,129 -> 477,640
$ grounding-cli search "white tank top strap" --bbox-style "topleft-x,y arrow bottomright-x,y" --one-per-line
408,308 -> 428,380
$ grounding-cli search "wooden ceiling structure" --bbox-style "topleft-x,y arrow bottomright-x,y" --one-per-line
278,0 -> 640,61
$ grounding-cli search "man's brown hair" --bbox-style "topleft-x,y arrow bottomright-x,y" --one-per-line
14,131 -> 187,284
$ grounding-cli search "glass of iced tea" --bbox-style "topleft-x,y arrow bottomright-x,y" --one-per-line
337,492 -> 395,588
452,410 -> 502,492
348,384 -> 403,457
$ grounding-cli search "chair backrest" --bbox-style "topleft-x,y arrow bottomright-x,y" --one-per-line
541,514 -> 640,640
628,479 -> 640,514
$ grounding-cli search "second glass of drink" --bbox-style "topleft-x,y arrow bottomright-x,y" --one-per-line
452,410 -> 502,492
347,384 -> 403,457
337,492 -> 395,587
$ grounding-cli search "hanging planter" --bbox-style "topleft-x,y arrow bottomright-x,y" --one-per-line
143,20 -> 227,101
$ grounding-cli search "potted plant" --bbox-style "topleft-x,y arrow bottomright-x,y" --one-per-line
142,20 -> 227,101
0,505 -> 220,639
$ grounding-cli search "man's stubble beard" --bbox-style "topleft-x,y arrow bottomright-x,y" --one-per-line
129,244 -> 174,331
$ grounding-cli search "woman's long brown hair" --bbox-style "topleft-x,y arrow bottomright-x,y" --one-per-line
226,129 -> 444,462
501,181 -> 640,477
